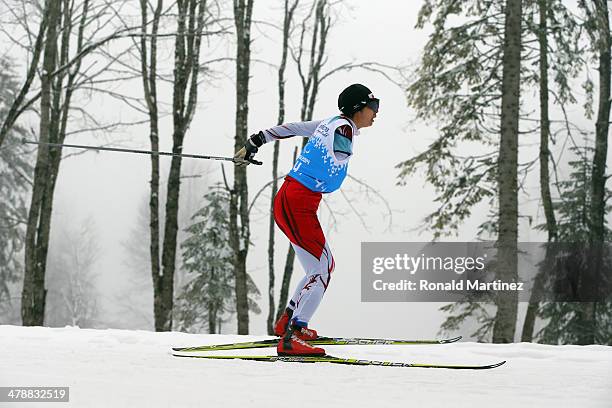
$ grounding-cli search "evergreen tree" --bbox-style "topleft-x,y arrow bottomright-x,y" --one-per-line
404,0 -> 586,341
398,0 -> 507,239
534,0 -> 612,346
0,57 -> 33,323
175,184 -> 260,334
537,144 -> 612,345
400,0 -> 583,239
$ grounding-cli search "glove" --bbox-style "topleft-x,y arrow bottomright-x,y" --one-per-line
233,140 -> 258,166
234,132 -> 264,166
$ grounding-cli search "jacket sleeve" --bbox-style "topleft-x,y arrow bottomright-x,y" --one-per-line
260,120 -> 321,144
332,123 -> 353,159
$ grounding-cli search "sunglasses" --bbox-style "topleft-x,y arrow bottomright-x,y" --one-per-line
366,99 -> 379,113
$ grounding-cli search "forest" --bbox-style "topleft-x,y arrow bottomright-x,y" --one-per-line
1,0 -> 610,346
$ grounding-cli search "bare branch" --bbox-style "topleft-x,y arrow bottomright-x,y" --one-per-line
346,174 -> 394,232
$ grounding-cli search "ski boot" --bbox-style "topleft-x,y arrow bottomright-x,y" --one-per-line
275,310 -> 319,340
277,323 -> 325,356
294,325 -> 318,341
273,308 -> 293,337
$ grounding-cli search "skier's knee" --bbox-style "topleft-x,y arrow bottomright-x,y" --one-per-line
319,271 -> 332,291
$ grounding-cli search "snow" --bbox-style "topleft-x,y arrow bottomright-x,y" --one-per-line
1,325 -> 611,408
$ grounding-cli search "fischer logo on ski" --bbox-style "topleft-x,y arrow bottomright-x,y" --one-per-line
171,353 -> 507,370
172,335 -> 462,352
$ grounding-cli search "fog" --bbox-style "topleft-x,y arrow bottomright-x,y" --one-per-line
14,0 -> 598,339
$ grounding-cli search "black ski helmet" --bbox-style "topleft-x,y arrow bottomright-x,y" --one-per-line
338,84 -> 379,116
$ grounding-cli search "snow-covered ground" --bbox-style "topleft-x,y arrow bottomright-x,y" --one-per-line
1,326 -> 611,408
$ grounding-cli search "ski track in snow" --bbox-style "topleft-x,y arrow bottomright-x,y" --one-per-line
1,326 -> 611,408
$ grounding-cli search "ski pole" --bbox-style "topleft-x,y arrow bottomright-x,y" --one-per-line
21,139 -> 263,165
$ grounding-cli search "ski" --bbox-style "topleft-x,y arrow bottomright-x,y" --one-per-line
172,335 -> 462,352
172,353 -> 506,370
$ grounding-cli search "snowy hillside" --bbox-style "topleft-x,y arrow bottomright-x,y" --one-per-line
1,325 -> 611,407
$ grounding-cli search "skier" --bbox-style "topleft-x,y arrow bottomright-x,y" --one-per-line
234,84 -> 379,356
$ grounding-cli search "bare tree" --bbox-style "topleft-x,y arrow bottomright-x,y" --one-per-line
20,0 -> 129,325
18,0 -> 147,325
273,147 -> 296,323
291,1 -> 400,125
90,0 -> 227,331
0,0 -> 49,149
267,0 -> 299,334
0,0 -> 147,150
229,0 -> 255,334
148,0 -> 213,331
138,0 -> 165,331
21,0 -> 63,325
293,0 -> 329,124
274,0 -> 398,322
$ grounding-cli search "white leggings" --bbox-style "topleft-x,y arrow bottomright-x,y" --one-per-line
286,242 -> 335,326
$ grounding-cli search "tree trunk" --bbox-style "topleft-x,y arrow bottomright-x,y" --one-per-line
21,0 -> 89,325
139,0 -> 163,332
590,0 -> 610,246
276,244 -> 296,321
492,0 -> 522,344
276,146 -> 299,321
154,2 -> 187,332
267,140 -> 279,333
208,302 -> 216,334
278,1 -> 331,302
267,0 -> 297,334
522,0 -> 556,342
231,0 -> 254,334
585,0 -> 610,345
537,0 -> 556,242
157,150 -> 181,331
21,0 -> 61,326
156,0 -> 207,331
209,266 -> 217,334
